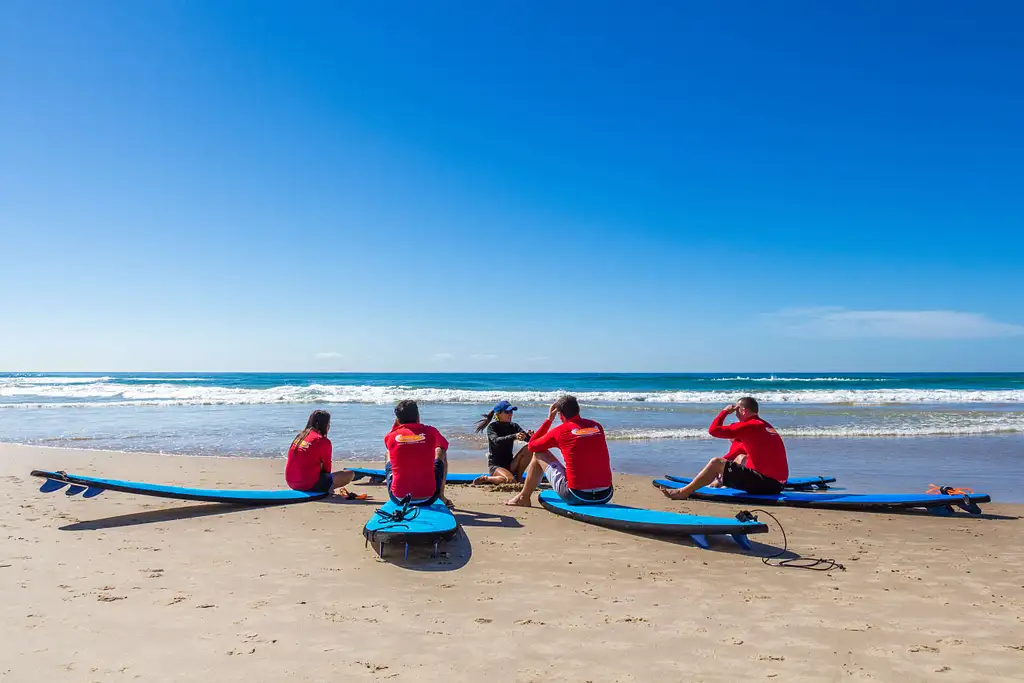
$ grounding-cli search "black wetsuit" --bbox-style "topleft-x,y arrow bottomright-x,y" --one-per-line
486,421 -> 525,471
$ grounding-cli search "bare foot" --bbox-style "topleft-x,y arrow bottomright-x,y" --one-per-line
471,475 -> 490,486
505,493 -> 532,507
660,487 -> 689,501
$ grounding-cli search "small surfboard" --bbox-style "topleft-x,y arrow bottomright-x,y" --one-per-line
362,498 -> 459,559
665,473 -> 837,491
537,490 -> 768,550
653,478 -> 990,515
31,470 -> 328,505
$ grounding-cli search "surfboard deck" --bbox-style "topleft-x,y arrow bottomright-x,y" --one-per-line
349,466 -> 543,485
362,499 -> 458,559
537,490 -> 767,550
665,473 -> 837,490
653,478 -> 990,514
31,469 -> 328,505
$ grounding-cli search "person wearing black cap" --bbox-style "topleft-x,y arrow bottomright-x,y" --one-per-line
471,399 -> 533,485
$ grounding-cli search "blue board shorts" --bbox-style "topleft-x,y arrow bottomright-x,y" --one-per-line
385,460 -> 445,506
545,460 -> 613,506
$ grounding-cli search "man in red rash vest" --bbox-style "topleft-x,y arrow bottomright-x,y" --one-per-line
384,399 -> 451,507
662,396 -> 789,500
505,395 -> 613,507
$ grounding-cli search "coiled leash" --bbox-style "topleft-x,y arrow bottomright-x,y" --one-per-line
736,509 -> 846,572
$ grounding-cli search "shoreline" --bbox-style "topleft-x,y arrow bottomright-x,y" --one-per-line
2,442 -> 1023,682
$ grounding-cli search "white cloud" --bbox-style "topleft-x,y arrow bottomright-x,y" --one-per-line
315,352 -> 344,360
763,307 -> 1024,339
432,352 -> 456,362
471,353 -> 498,361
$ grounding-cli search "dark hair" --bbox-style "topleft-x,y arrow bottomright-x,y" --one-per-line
737,396 -> 759,413
291,409 -> 331,451
475,410 -> 496,433
554,395 -> 580,419
395,399 -> 420,425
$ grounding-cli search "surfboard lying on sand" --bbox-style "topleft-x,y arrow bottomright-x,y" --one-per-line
349,466 -> 543,485
362,498 -> 459,559
31,469 -> 328,505
653,478 -> 990,515
537,490 -> 768,550
664,473 -> 837,490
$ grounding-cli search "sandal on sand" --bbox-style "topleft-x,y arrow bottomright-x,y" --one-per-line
334,487 -> 371,501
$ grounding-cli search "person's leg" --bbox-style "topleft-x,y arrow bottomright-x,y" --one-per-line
509,445 -> 533,480
711,454 -> 746,488
505,451 -> 558,507
661,457 -> 728,500
331,470 -> 356,488
472,467 -> 516,485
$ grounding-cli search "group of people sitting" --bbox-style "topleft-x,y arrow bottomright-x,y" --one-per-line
284,394 -> 789,508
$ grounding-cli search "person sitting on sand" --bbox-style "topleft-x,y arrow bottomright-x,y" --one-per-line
384,399 -> 453,508
471,400 -> 533,485
506,395 -> 613,507
661,397 -> 789,500
285,409 -> 356,494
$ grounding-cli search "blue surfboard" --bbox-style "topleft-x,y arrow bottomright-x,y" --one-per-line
537,490 -> 767,549
362,498 -> 458,559
30,470 -> 327,505
665,473 -> 837,490
653,478 -> 990,514
349,466 -> 543,485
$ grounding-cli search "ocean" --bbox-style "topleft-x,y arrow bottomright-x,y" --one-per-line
2,372 -> 1022,501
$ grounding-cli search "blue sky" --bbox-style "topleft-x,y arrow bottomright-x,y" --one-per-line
2,1 -> 1022,372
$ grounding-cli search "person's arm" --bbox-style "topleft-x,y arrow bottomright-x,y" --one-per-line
527,419 -> 558,452
315,438 -> 332,473
708,406 -> 745,439
431,427 -> 450,459
722,439 -> 746,461
487,422 -> 518,445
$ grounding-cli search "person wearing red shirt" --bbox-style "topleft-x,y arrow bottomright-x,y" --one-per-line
384,400 -> 451,507
662,397 -> 789,500
505,395 -> 613,507
285,409 -> 356,493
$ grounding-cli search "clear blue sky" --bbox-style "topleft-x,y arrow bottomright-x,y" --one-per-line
2,1 -> 1022,372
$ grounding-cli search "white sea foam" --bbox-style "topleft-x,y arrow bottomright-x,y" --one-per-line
2,381 -> 1024,406
608,419 -> 1024,440
708,376 -> 886,383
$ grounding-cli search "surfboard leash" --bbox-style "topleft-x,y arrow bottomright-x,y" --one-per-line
736,509 -> 846,572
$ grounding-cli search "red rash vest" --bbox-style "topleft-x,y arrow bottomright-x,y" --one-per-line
285,430 -> 331,491
709,410 -> 789,483
385,423 -> 449,499
527,415 -> 613,490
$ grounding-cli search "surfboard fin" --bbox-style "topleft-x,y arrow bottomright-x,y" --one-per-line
39,479 -> 68,493
65,484 -> 87,496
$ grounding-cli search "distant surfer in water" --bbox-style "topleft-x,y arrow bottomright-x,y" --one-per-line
285,409 -> 356,494
384,400 -> 453,508
471,400 -> 533,485
661,397 -> 789,500
505,395 -> 614,507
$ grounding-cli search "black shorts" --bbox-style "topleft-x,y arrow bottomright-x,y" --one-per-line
722,462 -> 783,495
307,472 -> 334,494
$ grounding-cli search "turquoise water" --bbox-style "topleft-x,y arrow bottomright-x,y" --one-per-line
2,372 -> 1022,500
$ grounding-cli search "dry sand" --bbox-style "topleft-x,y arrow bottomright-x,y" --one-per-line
1,442 -> 1022,682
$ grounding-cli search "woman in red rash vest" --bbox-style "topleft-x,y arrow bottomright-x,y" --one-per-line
285,409 -> 356,494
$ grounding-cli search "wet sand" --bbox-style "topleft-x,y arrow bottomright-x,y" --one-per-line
1,443 -> 1022,682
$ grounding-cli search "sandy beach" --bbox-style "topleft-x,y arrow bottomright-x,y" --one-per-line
1,442 -> 1022,682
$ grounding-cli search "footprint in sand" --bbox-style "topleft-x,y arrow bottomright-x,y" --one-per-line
96,595 -> 126,602
166,596 -> 187,606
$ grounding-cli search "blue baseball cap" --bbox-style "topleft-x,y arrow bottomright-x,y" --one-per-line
493,400 -> 518,413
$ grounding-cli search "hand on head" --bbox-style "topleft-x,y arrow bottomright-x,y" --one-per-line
547,402 -> 560,421
723,403 -> 738,415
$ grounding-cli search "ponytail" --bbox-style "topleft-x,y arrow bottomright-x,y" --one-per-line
474,410 -> 496,433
